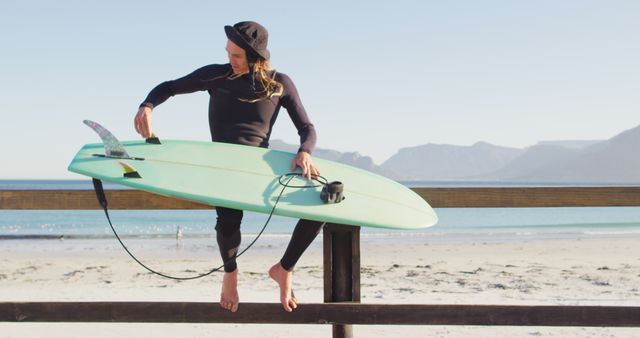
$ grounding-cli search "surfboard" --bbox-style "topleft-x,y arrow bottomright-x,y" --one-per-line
68,121 -> 438,230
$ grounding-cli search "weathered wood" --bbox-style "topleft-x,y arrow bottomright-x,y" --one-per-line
323,227 -> 333,303
1,302 -> 639,326
323,224 -> 360,302
3,187 -> 640,209
351,228 -> 361,303
0,190 -> 210,210
323,224 -> 361,338
414,187 -> 640,208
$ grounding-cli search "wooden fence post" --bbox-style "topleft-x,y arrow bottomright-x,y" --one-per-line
323,223 -> 361,338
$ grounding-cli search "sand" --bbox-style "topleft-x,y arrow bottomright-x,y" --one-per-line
1,236 -> 639,337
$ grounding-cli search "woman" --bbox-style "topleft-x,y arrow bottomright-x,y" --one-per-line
134,21 -> 324,313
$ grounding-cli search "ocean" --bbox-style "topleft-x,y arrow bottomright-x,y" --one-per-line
2,180 -> 640,248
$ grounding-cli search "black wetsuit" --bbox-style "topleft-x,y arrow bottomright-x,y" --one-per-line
141,64 -> 324,272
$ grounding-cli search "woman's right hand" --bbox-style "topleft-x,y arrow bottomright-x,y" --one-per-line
134,106 -> 153,138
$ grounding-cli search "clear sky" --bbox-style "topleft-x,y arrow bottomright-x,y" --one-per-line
1,0 -> 639,178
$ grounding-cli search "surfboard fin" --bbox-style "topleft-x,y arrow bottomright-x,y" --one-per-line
83,120 -> 131,159
117,161 -> 142,178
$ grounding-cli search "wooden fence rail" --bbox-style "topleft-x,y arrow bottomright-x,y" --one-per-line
2,187 -> 640,209
2,302 -> 639,326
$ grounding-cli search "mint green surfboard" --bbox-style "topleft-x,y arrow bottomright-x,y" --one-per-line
68,121 -> 437,230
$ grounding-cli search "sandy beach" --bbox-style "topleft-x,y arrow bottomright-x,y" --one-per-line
1,236 -> 639,337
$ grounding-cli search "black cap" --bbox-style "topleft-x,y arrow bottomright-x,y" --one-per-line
224,21 -> 270,61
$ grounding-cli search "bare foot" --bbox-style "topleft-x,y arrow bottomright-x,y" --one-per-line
220,269 -> 239,312
269,262 -> 297,312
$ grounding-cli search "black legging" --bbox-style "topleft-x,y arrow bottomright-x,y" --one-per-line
215,206 -> 325,272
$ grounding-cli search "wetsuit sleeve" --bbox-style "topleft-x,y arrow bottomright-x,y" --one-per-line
140,64 -> 228,109
279,75 -> 317,154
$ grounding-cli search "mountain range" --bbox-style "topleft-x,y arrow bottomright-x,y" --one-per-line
270,124 -> 640,183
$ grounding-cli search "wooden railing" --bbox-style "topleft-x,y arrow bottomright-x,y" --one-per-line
3,302 -> 639,326
1,187 -> 640,338
3,187 -> 640,209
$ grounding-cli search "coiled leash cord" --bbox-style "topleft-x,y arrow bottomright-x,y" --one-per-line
91,173 -> 336,281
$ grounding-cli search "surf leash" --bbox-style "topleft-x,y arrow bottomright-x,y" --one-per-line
91,173 -> 335,280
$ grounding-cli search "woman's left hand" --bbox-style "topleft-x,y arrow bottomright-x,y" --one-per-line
291,151 -> 320,180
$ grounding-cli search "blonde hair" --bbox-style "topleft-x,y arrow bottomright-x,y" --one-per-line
233,59 -> 284,103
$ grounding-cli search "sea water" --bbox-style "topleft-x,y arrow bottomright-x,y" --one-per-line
2,180 -> 640,249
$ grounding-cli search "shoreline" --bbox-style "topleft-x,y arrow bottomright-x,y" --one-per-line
2,230 -> 640,256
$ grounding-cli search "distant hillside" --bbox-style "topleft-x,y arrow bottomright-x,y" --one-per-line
516,125 -> 640,183
270,124 -> 640,183
481,144 -> 582,181
380,142 -> 524,180
534,140 -> 600,150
